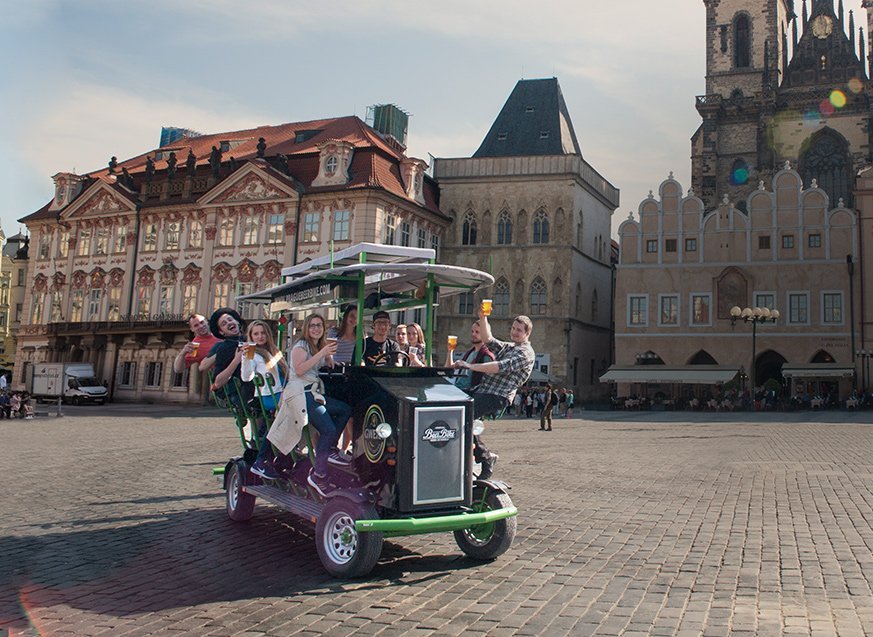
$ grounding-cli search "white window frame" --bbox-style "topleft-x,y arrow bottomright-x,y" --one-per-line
88,289 -> 102,320
333,210 -> 351,242
267,213 -> 284,244
658,294 -> 680,327
628,294 -> 648,327
821,290 -> 844,325
303,212 -> 320,243
753,291 -> 777,310
787,291 -> 810,326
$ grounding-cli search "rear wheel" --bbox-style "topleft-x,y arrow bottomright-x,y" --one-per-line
226,462 -> 256,521
454,487 -> 516,560
316,498 -> 383,578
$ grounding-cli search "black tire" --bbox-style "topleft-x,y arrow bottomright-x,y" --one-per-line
72,396 -> 81,406
316,497 -> 383,578
454,488 -> 516,560
226,462 -> 256,521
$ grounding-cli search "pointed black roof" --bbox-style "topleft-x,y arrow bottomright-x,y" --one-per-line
473,78 -> 582,158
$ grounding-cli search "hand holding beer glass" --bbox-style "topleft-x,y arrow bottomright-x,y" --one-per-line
481,299 -> 493,317
447,334 -> 458,352
185,340 -> 200,359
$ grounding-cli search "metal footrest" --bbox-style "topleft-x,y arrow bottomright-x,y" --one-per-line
243,484 -> 324,523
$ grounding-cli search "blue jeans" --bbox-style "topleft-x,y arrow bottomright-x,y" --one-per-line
306,392 -> 351,475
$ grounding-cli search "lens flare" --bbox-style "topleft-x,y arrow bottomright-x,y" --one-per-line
829,90 -> 847,108
730,167 -> 749,186
819,98 -> 835,116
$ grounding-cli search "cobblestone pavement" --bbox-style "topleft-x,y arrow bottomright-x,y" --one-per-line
4,405 -> 873,636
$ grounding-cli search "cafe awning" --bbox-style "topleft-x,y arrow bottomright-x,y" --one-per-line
781,363 -> 854,379
599,365 -> 740,384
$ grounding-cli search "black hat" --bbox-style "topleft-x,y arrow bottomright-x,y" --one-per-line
209,307 -> 245,338
372,310 -> 390,323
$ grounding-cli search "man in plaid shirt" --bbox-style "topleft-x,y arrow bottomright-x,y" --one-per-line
453,310 -> 535,479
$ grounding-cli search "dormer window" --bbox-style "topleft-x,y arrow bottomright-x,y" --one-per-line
540,131 -> 550,139
325,155 -> 338,176
497,132 -> 508,141
312,140 -> 354,188
400,157 -> 427,206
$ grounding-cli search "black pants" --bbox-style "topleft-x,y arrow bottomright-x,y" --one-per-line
468,391 -> 507,462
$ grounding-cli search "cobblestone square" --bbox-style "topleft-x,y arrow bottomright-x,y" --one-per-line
3,406 -> 873,636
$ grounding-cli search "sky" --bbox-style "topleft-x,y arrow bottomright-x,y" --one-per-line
1,0 -> 868,241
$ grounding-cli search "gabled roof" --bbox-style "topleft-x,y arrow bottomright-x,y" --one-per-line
474,78 -> 582,158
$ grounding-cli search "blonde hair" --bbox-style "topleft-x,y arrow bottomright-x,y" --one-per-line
408,322 -> 426,347
299,313 -> 327,355
247,320 -> 289,378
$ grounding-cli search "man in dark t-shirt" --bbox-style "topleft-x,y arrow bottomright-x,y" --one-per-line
363,311 -> 400,365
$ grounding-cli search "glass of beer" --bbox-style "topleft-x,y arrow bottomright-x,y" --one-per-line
481,299 -> 493,316
245,342 -> 256,360
447,335 -> 458,351
189,341 -> 200,358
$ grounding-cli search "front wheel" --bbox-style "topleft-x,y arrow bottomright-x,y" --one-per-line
454,488 -> 516,560
316,498 -> 383,578
226,462 -> 256,521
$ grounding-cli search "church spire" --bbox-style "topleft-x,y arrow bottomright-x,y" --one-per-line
849,10 -> 855,48
802,0 -> 808,24
839,0 -> 844,25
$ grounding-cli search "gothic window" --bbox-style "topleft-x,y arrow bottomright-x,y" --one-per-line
493,278 -> 510,317
497,211 -> 513,245
734,14 -> 751,68
462,211 -> 477,246
529,277 -> 547,315
800,129 -> 853,207
532,210 -> 549,244
591,289 -> 598,322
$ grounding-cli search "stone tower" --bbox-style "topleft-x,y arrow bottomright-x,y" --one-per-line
693,0 -> 871,210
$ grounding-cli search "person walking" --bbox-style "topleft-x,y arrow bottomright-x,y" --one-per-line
540,384 -> 556,431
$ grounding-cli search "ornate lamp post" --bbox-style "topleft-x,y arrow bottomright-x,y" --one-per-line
730,306 -> 779,395
856,349 -> 873,394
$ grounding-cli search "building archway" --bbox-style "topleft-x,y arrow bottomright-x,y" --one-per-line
687,350 -> 718,365
756,349 -> 786,386
810,349 -> 835,363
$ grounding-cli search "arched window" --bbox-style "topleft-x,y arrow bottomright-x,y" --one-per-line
800,129 -> 853,207
462,211 -> 477,246
591,289 -> 598,322
493,278 -> 510,317
734,14 -> 751,68
532,210 -> 549,244
575,283 -> 582,318
530,277 -> 547,315
730,158 -> 750,186
576,217 -> 583,248
497,211 -> 513,245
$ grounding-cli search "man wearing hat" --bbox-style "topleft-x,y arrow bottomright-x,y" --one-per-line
362,310 -> 400,365
208,307 -> 250,403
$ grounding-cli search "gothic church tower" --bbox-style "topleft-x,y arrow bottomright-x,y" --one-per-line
692,0 -> 871,210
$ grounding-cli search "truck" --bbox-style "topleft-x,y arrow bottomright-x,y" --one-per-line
25,363 -> 108,405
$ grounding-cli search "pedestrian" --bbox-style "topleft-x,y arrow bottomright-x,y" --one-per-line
540,383 -> 555,431
453,307 -> 535,480
558,388 -> 567,417
525,392 -> 534,418
566,390 -> 575,418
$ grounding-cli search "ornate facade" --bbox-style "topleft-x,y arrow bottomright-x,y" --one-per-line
16,114 -> 447,402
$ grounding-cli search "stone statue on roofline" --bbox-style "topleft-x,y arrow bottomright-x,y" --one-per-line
145,156 -> 155,182
186,149 -> 197,176
167,152 -> 177,179
229,156 -> 238,172
121,167 -> 134,190
257,137 -> 266,158
108,156 -> 118,174
209,146 -> 222,178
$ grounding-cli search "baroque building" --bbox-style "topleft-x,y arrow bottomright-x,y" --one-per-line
1,232 -> 29,377
16,110 -> 446,402
435,78 -> 619,399
609,0 -> 873,403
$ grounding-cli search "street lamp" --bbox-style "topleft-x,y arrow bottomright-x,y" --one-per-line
856,349 -> 873,393
730,306 -> 779,396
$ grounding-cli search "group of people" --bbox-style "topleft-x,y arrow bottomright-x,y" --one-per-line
0,390 -> 34,419
511,386 -> 575,427
172,301 -> 536,494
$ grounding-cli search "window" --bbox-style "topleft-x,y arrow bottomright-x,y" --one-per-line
629,296 -> 648,326
659,295 -> 679,326
529,277 -> 547,315
50,291 -> 63,322
76,229 -> 91,257
808,234 -> 822,248
532,211 -> 549,244
385,214 -> 396,244
142,223 -> 158,251
754,293 -> 776,310
107,287 -> 122,321
497,132 -> 507,141
690,294 -> 711,325
685,238 -> 697,252
145,362 -> 163,388
267,213 -> 284,244
38,236 -> 50,259
303,212 -> 320,242
734,14 -> 751,68
136,285 -> 152,319
431,234 -> 439,258
333,210 -> 351,242
113,225 -> 127,253
213,282 -> 230,312
182,284 -> 198,318
119,362 -> 136,387
462,212 -> 477,246
15,302 -> 22,323
242,217 -> 258,245
31,291 -> 45,324
497,211 -> 513,245
88,289 -> 101,319
70,290 -> 85,322
788,292 -> 809,324
165,222 -> 180,250
458,292 -> 474,315
539,131 -> 549,139
823,292 -> 843,324
172,367 -> 189,389
325,155 -> 338,175
158,286 -> 175,316
493,279 -> 510,317
188,221 -> 202,249
646,240 -> 658,253
400,221 -> 411,247
17,269 -> 25,287
665,239 -> 677,253
218,219 -> 234,246
417,228 -> 427,248
782,235 -> 794,249
758,235 -> 771,250
95,229 -> 109,255
58,231 -> 69,258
